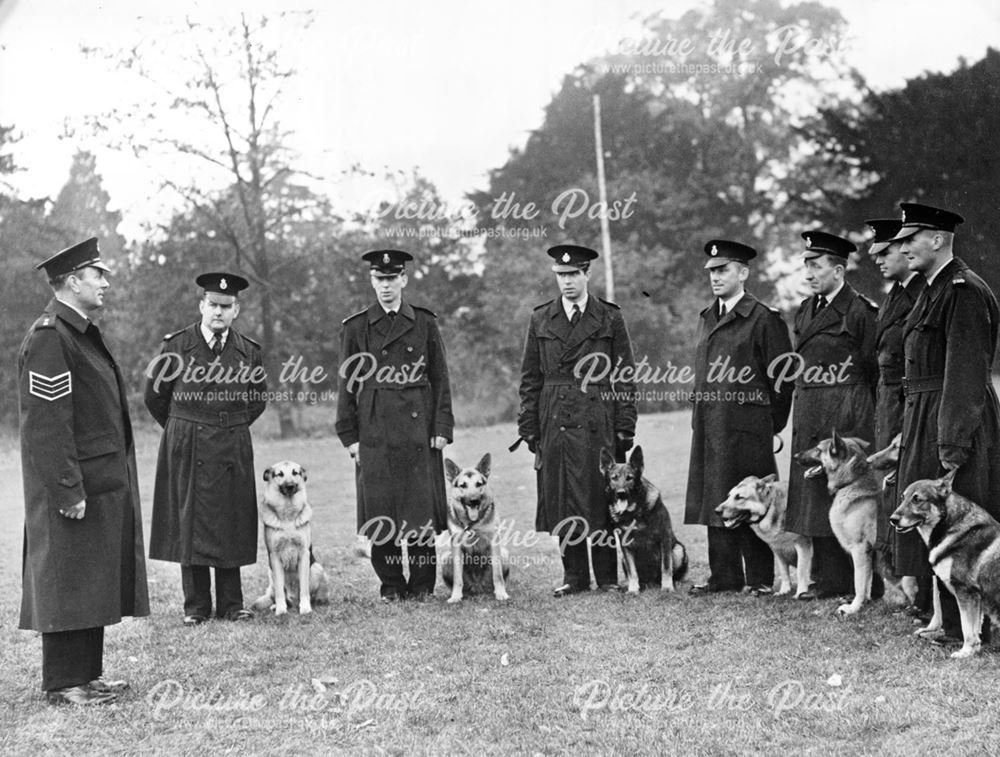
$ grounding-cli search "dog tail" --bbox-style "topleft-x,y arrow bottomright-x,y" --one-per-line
672,540 -> 689,582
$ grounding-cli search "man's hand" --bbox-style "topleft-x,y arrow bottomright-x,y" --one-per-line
348,442 -> 361,466
430,436 -> 448,451
940,459 -> 961,472
60,500 -> 86,520
939,444 -> 969,472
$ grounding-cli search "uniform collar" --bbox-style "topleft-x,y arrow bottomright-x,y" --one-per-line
200,323 -> 228,347
925,256 -> 955,287
720,290 -> 744,313
562,293 -> 589,321
50,298 -> 91,333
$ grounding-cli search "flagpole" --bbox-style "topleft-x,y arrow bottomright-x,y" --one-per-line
593,94 -> 614,302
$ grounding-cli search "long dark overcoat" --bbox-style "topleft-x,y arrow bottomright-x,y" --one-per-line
518,297 -> 637,537
787,284 -> 878,537
145,323 -> 267,567
873,275 -> 924,557
897,258 -> 1000,574
335,302 -> 454,538
684,293 -> 794,526
19,299 -> 149,632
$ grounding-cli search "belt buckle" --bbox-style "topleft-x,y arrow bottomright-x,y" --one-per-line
218,411 -> 229,426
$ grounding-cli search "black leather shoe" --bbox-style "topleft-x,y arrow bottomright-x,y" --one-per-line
46,685 -> 117,706
553,583 -> 589,598
183,614 -> 208,627
796,591 -> 816,601
380,592 -> 404,604
747,584 -> 774,597
596,583 -> 621,593
89,678 -> 129,694
223,608 -> 254,621
408,590 -> 435,603
689,583 -> 740,596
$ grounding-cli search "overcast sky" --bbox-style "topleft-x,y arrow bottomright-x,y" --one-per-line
1,0 -> 998,238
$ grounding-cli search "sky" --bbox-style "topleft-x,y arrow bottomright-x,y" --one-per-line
0,0 -> 998,239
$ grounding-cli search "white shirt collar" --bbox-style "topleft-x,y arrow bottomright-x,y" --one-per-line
55,296 -> 91,322
901,272 -> 919,288
201,323 -> 228,347
821,282 -> 844,304
925,256 -> 954,287
720,290 -> 745,313
562,293 -> 589,321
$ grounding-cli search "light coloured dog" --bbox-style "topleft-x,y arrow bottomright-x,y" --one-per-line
716,474 -> 813,598
442,453 -> 509,603
252,461 -> 329,615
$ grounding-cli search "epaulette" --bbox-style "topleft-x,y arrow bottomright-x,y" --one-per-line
341,309 -> 367,325
33,314 -> 56,330
533,299 -> 556,311
859,294 -> 879,310
413,304 -> 437,318
598,298 -> 620,310
161,330 -> 182,342
764,302 -> 781,314
952,277 -> 967,286
241,333 -> 262,349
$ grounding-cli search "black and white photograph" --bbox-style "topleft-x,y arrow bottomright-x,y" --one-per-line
2,0 -> 1000,753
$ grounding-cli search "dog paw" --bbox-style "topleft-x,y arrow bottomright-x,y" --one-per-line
447,595 -> 462,604
951,646 -> 979,659
299,605 -> 312,615
837,603 -> 861,616
274,606 -> 288,616
915,626 -> 943,639
494,590 -> 509,601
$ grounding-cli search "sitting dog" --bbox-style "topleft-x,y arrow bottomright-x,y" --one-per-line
599,446 -> 688,593
716,475 -> 813,598
252,461 -> 329,615
441,453 -> 510,603
795,431 -> 880,615
891,470 -> 1000,658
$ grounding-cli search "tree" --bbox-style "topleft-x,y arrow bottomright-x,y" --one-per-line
84,12 -> 321,436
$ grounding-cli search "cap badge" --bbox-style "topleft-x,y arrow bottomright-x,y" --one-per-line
383,253 -> 391,264
901,210 -> 907,223
805,236 -> 812,249
562,252 -> 571,263
710,245 -> 718,256
219,278 -> 228,290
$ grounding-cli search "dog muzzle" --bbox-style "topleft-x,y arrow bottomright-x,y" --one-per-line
278,482 -> 300,496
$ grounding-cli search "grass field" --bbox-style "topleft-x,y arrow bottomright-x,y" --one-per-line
2,410 -> 1000,756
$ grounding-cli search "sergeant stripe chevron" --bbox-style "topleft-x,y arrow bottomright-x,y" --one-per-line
28,371 -> 72,401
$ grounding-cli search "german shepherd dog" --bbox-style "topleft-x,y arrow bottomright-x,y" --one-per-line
715,475 -> 813,598
795,431 -> 879,615
252,461 -> 329,616
442,454 -> 510,603
892,470 -> 1000,658
599,446 -> 688,593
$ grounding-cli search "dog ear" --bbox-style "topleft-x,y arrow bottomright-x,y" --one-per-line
299,466 -> 307,482
444,458 -> 462,483
599,448 -> 615,475
629,445 -> 644,476
475,453 -> 492,479
262,466 -> 272,481
848,437 -> 871,450
831,429 -> 846,457
761,473 -> 778,484
938,467 -> 958,494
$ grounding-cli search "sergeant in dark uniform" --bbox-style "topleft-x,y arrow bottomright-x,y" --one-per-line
19,238 -> 149,705
787,231 -> 880,600
891,203 -> 1000,643
517,244 -> 637,596
865,218 -> 927,609
145,273 -> 267,625
335,249 -> 454,602
685,240 -> 793,596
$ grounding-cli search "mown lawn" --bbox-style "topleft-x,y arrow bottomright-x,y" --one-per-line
2,410 -> 999,756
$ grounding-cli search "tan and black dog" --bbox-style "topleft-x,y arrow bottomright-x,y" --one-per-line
795,431 -> 881,615
252,461 -> 329,616
892,470 -> 1000,658
716,475 -> 813,598
442,453 -> 510,603
599,446 -> 687,593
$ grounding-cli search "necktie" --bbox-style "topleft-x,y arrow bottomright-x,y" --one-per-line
719,301 -> 727,318
813,295 -> 827,317
570,304 -> 581,326
211,334 -> 223,356
387,310 -> 397,319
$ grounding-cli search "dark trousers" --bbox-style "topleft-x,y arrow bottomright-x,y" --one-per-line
41,627 -> 103,691
560,539 -> 617,588
181,565 -> 244,618
370,539 -> 436,598
705,525 -> 774,589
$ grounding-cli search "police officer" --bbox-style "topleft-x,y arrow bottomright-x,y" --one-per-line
787,231 -> 879,600
335,249 -> 454,602
19,238 -> 149,705
891,203 -> 1000,643
685,240 -> 793,596
518,244 -> 637,596
865,218 -> 927,609
145,273 -> 267,625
